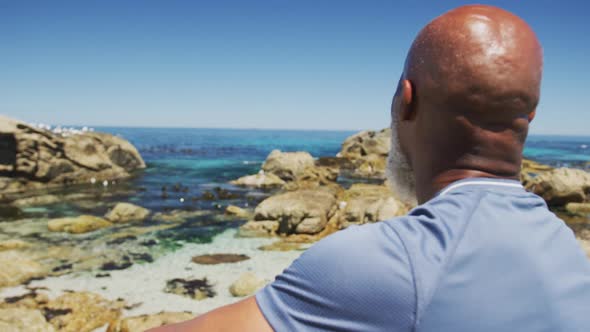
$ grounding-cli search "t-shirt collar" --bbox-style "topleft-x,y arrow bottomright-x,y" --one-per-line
437,177 -> 524,197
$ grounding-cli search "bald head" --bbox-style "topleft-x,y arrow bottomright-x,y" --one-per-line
404,4 -> 543,116
388,5 -> 544,204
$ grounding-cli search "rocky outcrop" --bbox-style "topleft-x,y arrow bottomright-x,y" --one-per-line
338,128 -> 391,179
105,202 -> 150,223
261,150 -> 315,181
334,184 -> 407,228
229,272 -> 266,297
0,115 -> 145,199
0,251 -> 47,288
526,168 -> 590,205
107,312 -> 194,332
240,188 -> 338,236
43,292 -> 123,332
48,215 -> 112,234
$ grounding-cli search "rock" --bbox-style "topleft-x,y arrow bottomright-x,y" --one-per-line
238,220 -> 280,237
261,150 -> 315,181
566,202 -> 590,215
230,172 -> 286,189
337,184 -> 406,227
0,239 -> 30,251
283,166 -> 340,191
0,251 -> 46,288
224,205 -> 251,218
0,115 -> 145,197
44,291 -> 123,332
338,129 -> 391,179
229,272 -> 266,297
164,278 -> 215,300
107,312 -> 194,332
47,215 -> 112,234
192,254 -> 250,265
11,194 -> 60,207
520,159 -> 553,186
0,308 -> 56,332
258,241 -> 306,251
0,289 -> 50,310
526,168 -> 590,205
0,205 -> 23,220
245,188 -> 337,235
152,210 -> 207,223
105,202 -> 150,223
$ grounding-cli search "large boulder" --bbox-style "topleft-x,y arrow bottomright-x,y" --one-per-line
261,150 -> 315,181
107,312 -> 194,332
48,215 -> 112,234
338,129 -> 391,179
0,308 -> 56,332
104,202 -> 150,223
0,115 -> 145,199
336,184 -> 407,228
0,251 -> 47,288
241,188 -> 337,235
526,168 -> 590,205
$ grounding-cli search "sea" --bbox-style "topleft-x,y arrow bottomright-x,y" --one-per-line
15,128 -> 590,246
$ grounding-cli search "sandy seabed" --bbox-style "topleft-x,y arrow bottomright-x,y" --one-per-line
0,229 -> 302,329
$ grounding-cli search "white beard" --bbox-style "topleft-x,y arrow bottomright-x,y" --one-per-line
386,118 -> 418,206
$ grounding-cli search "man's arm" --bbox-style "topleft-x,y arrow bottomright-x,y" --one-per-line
147,296 -> 273,332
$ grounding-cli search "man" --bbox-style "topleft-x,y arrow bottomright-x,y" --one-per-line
152,4 -> 590,331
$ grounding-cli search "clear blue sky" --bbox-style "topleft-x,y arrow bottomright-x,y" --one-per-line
1,1 -> 588,134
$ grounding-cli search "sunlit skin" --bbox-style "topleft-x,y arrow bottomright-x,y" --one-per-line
149,4 -> 543,331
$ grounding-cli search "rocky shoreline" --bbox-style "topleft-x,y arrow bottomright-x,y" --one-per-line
0,115 -> 589,331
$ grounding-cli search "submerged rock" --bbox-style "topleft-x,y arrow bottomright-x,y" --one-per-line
0,307 -> 56,332
105,202 -> 150,223
527,168 -> 590,205
192,253 -> 250,265
152,210 -> 208,223
242,188 -> 337,236
0,251 -> 47,288
107,311 -> 194,332
164,278 -> 215,300
229,272 -> 266,297
47,215 -> 112,234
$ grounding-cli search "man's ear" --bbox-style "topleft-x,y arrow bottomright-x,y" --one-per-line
399,79 -> 414,121
528,110 -> 536,122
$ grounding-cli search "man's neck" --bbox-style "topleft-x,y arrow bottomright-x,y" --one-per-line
416,169 -> 521,204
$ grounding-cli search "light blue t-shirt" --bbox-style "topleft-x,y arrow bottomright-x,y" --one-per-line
256,178 -> 590,331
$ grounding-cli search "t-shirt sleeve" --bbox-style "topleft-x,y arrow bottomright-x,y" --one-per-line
255,221 -> 416,332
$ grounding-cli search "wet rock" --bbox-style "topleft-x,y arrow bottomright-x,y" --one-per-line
101,256 -> 133,271
201,191 -> 216,200
0,115 -> 145,197
44,291 -> 123,332
0,205 -> 23,219
526,168 -> 590,205
258,241 -> 306,251
51,263 -> 73,273
107,235 -> 138,245
230,172 -> 286,189
229,272 -> 266,297
130,253 -> 154,263
0,239 -> 30,251
0,307 -> 56,332
107,311 -> 194,332
192,253 -> 250,265
47,215 -> 112,234
164,278 -> 215,300
224,205 -> 251,218
0,251 -> 47,288
11,194 -> 60,207
105,202 -> 150,223
244,188 -> 337,235
566,202 -> 590,215
261,150 -> 315,181
152,209 -> 207,223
